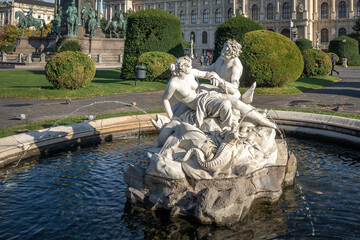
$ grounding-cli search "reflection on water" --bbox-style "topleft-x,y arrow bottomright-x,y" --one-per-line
0,136 -> 359,239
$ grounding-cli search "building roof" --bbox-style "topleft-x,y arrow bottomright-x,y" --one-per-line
13,0 -> 54,8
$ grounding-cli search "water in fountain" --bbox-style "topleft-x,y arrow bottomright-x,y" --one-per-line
0,136 -> 359,239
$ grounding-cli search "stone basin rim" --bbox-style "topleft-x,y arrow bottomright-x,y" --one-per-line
0,110 -> 359,168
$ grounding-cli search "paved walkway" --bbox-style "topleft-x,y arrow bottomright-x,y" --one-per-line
0,68 -> 359,128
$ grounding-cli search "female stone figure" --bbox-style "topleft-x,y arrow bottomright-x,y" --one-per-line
162,56 -> 276,129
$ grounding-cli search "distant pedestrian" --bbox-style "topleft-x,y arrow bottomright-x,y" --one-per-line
203,53 -> 208,66
200,53 -> 204,65
330,54 -> 339,76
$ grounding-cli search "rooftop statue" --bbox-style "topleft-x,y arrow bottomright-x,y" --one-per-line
66,0 -> 79,35
15,7 -> 47,36
88,7 -> 97,37
124,39 -> 296,225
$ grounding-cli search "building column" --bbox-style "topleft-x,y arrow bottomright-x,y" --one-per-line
109,4 -> 113,19
350,0 -> 354,18
55,0 -> 58,15
331,0 -> 336,19
313,0 -> 318,19
260,0 -> 265,20
97,0 -> 101,19
275,0 -> 280,20
242,0 -> 247,17
292,0 -> 297,19
174,1 -> 177,18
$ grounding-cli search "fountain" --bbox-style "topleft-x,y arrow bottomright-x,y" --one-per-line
124,45 -> 296,225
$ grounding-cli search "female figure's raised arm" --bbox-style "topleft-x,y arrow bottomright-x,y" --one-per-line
162,79 -> 176,120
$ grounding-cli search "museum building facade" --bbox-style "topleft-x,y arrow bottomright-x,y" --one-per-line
103,0 -> 359,53
0,0 -> 54,27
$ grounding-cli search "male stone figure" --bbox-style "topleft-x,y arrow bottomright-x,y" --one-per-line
24,7 -> 34,25
66,1 -> 79,35
203,39 -> 243,98
162,56 -> 276,129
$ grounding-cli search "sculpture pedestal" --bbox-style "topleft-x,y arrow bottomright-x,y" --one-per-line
13,36 -> 58,54
125,132 -> 297,225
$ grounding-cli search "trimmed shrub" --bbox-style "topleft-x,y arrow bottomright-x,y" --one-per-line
45,51 -> 95,89
137,51 -> 176,82
302,49 -> 332,77
56,39 -> 82,53
213,15 -> 263,62
122,9 -> 184,79
0,43 -> 14,52
329,35 -> 360,66
295,38 -> 313,52
327,52 -> 340,64
240,30 -> 303,87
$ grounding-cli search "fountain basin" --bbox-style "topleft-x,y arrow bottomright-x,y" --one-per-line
0,111 -> 359,169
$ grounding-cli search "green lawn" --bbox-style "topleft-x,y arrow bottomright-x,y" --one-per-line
0,70 -> 340,99
0,70 -> 167,99
239,76 -> 340,95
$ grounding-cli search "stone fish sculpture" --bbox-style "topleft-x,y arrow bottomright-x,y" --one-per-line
125,40 -> 296,225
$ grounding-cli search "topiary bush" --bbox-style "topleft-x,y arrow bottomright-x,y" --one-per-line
56,39 -> 82,53
329,35 -> 360,66
137,51 -> 176,82
240,30 -> 304,87
213,15 -> 263,62
45,51 -> 96,89
295,38 -> 313,52
121,9 -> 184,79
302,49 -> 332,77
327,52 -> 340,64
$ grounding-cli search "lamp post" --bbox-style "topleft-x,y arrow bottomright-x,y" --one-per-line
342,38 -> 348,68
190,34 -> 194,59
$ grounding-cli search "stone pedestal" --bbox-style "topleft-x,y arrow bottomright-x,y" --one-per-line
13,36 -> 58,54
342,58 -> 348,68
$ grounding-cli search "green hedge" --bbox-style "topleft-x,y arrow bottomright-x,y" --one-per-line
302,49 -> 332,77
121,9 -> 184,79
0,43 -> 14,52
56,39 -> 82,53
295,38 -> 313,52
45,51 -> 95,89
213,15 -> 263,62
241,30 -> 303,87
137,51 -> 176,82
329,35 -> 360,66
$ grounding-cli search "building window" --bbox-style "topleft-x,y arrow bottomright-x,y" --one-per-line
191,10 -> 197,24
229,0 -> 234,3
267,3 -> 274,20
252,4 -> 259,20
357,0 -> 360,16
204,1 -> 209,5
215,8 -> 222,23
282,2 -> 291,19
338,27 -> 347,36
228,8 -> 233,19
203,9 -> 209,23
180,11 -> 185,24
338,1 -> 347,18
158,3 -> 164,9
281,28 -> 290,38
202,31 -> 208,44
216,0 -> 221,4
321,2 -> 329,19
192,1 -> 197,6
321,28 -> 329,42
169,3 -> 174,8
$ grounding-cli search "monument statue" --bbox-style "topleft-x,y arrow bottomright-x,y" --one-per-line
15,7 -> 47,36
51,10 -> 62,36
124,40 -> 296,226
104,10 -> 127,38
81,6 -> 89,26
88,7 -> 97,37
66,0 -> 79,35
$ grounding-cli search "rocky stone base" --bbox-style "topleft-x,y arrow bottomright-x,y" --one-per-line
124,139 -> 296,226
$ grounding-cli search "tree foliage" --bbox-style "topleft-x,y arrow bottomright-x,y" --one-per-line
121,9 -> 184,79
136,51 -> 176,82
302,49 -> 332,77
329,35 -> 360,66
240,30 -> 304,87
295,38 -> 313,52
45,51 -> 96,89
213,15 -> 263,62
